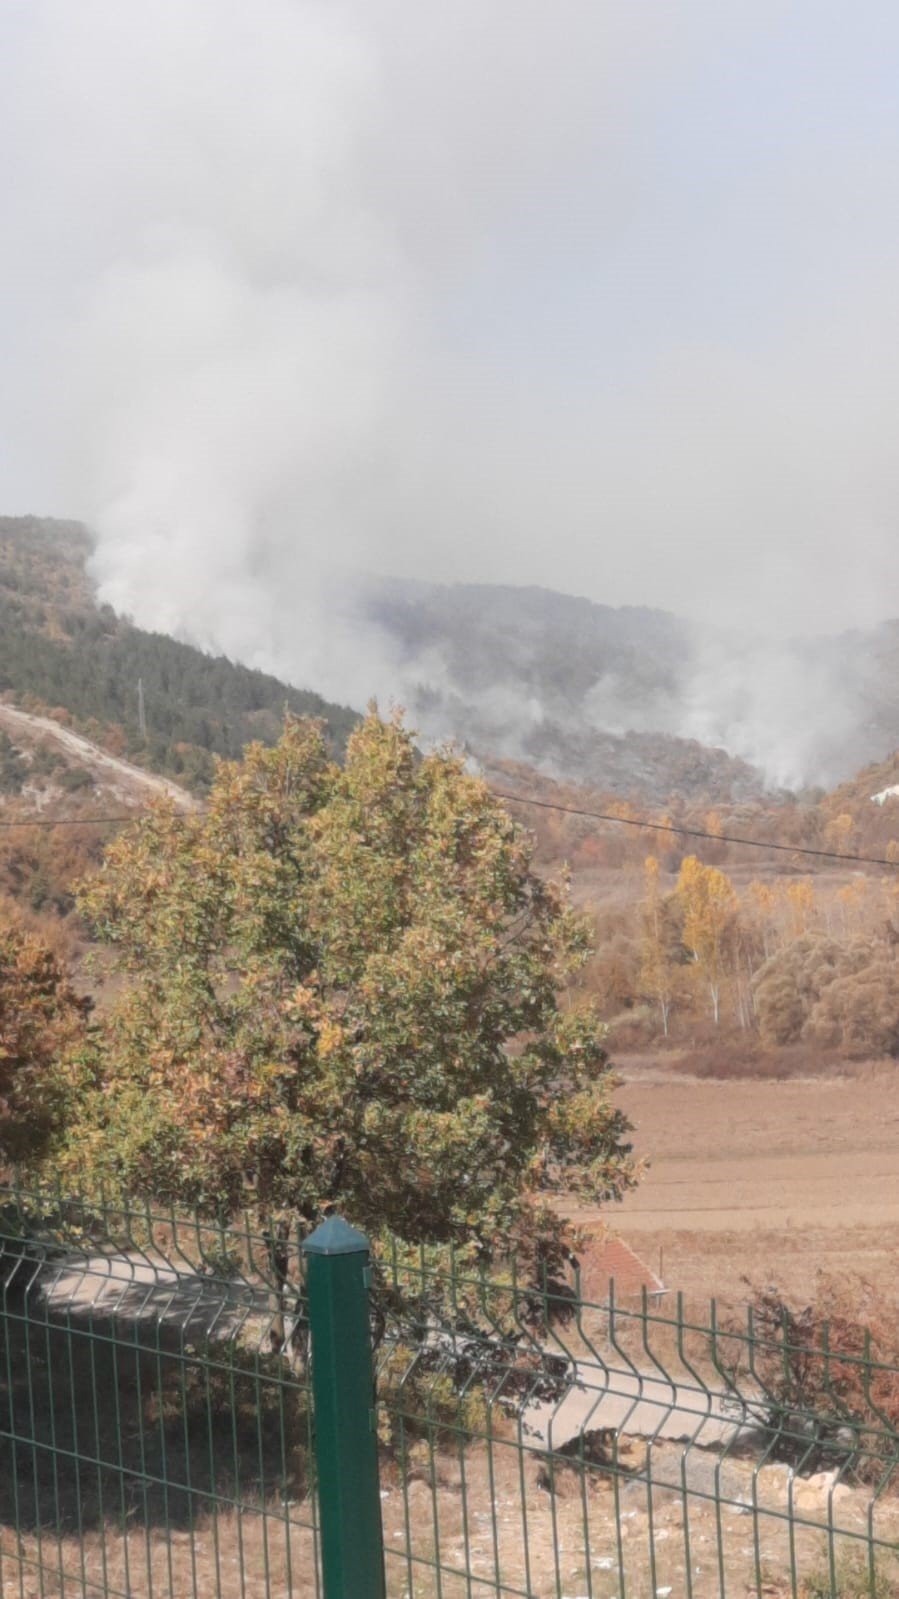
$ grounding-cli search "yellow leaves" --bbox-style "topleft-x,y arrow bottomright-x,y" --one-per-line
785,878 -> 815,935
836,877 -> 869,935
61,710 -> 639,1250
674,856 -> 738,1021
824,811 -> 855,852
316,1018 -> 345,1058
606,800 -> 637,823
0,918 -> 93,1164
290,983 -> 320,1016
639,855 -> 680,1031
748,879 -> 776,916
676,856 -> 737,960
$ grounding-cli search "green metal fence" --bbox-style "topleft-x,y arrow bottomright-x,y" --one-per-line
2,1185 -> 899,1599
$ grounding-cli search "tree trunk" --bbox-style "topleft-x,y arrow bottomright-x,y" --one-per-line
265,1222 -> 290,1352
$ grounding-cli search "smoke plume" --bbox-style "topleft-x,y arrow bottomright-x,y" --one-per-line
3,2 -> 899,787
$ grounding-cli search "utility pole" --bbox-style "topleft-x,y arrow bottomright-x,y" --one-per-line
137,678 -> 147,739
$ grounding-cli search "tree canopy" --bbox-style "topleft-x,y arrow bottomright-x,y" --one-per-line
676,855 -> 738,1024
71,713 -> 637,1261
0,917 -> 91,1167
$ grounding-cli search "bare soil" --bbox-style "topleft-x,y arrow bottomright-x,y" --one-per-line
0,702 -> 196,810
566,1056 -> 899,1311
6,1441 -> 899,1599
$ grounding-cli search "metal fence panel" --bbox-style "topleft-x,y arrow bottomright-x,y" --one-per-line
374,1245 -> 899,1599
3,1188 -> 899,1599
0,1186 -> 321,1599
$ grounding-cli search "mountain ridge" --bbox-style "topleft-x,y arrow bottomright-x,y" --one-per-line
5,516 -> 899,807
0,516 -> 360,790
351,572 -> 899,794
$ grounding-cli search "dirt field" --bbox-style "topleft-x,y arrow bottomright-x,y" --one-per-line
569,1056 -> 899,1310
7,1438 -> 899,1599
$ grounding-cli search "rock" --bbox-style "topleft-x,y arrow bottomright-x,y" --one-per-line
792,1470 -> 852,1511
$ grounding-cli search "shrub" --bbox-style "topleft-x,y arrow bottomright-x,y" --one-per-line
805,958 -> 899,1057
722,1279 -> 899,1487
752,934 -> 879,1048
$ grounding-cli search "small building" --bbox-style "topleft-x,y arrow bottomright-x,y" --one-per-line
576,1234 -> 666,1306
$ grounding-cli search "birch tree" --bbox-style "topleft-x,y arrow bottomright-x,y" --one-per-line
676,855 -> 737,1025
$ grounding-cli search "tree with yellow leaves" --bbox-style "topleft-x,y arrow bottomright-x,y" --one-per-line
824,812 -> 856,855
0,915 -> 92,1166
784,878 -> 816,937
746,880 -> 778,959
675,855 -> 737,1025
836,877 -> 869,938
639,856 -> 680,1037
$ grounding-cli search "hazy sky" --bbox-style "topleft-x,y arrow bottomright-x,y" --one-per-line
2,0 -> 899,649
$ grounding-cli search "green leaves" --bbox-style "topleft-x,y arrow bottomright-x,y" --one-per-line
71,710 -> 638,1261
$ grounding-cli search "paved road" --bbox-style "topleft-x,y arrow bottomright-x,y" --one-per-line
524,1356 -> 753,1452
37,1249 -> 752,1454
38,1249 -> 277,1342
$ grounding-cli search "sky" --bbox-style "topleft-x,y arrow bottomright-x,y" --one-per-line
2,0 -> 899,683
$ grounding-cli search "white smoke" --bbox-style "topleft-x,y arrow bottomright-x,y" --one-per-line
675,636 -> 860,791
0,2 -> 392,691
3,2 -> 899,789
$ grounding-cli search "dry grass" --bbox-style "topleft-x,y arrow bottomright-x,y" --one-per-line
3,1274 -> 899,1597
0,1504 -> 318,1599
4,1437 -> 899,1599
663,1042 -> 885,1081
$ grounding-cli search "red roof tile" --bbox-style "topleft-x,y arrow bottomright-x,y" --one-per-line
577,1235 -> 665,1302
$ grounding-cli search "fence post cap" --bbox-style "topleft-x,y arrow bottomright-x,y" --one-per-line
302,1216 -> 370,1257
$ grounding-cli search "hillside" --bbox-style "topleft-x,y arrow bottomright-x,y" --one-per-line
0,521 -> 776,807
353,574 -> 899,795
0,703 -> 197,942
0,703 -> 196,810
5,516 -> 899,819
0,517 -> 359,790
356,576 -> 768,803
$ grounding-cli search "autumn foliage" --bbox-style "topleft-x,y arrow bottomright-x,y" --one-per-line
71,713 -> 637,1260
0,916 -> 92,1166
725,1278 -> 899,1484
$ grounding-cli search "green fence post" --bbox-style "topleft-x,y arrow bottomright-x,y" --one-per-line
303,1216 -> 386,1599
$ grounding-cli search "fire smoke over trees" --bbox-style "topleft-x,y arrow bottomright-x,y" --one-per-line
3,5 -> 899,786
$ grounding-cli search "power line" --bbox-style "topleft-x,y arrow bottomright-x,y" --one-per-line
0,809 -> 198,831
492,790 -> 899,870
0,788 -> 895,872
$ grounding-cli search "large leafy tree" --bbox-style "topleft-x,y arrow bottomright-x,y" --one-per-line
73,713 -> 636,1262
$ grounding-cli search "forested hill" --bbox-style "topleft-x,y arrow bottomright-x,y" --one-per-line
0,517 -> 359,789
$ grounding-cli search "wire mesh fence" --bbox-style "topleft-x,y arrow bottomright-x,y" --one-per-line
375,1248 -> 899,1599
0,1186 -> 320,1599
2,1184 -> 899,1598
